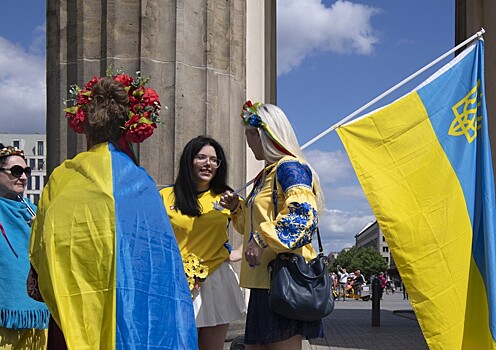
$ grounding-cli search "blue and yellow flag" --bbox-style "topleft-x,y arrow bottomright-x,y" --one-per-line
29,143 -> 197,349
337,40 -> 496,349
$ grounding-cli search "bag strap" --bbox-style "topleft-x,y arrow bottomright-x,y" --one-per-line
272,174 -> 324,254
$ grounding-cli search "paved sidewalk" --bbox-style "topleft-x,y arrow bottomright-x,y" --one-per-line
305,292 -> 428,350
225,292 -> 428,350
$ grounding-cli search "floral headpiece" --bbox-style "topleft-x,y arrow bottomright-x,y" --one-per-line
0,146 -> 25,159
240,100 -> 294,156
64,68 -> 162,144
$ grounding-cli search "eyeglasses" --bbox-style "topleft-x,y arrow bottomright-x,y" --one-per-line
0,165 -> 32,178
194,154 -> 221,168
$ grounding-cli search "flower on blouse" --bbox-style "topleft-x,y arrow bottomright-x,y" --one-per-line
182,252 -> 209,297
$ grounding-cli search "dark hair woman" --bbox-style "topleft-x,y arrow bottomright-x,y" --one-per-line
160,136 -> 246,350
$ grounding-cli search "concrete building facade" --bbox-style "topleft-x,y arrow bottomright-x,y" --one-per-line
354,221 -> 391,268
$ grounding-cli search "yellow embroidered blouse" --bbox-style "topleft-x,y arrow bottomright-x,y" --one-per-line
231,156 -> 318,289
160,187 -> 230,275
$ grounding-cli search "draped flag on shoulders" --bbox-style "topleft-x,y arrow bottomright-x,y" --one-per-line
337,39 -> 496,349
29,143 -> 197,350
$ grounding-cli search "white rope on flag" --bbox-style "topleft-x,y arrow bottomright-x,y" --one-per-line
300,28 -> 485,149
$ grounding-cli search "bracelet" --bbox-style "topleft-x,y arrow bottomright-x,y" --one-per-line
230,202 -> 242,215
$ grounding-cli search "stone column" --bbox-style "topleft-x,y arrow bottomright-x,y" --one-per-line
456,0 -> 496,174
47,1 -> 248,185
47,0 -> 257,249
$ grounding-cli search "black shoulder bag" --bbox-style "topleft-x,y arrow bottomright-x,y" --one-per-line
267,176 -> 334,322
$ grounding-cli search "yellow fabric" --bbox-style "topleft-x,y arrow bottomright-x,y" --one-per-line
0,328 -> 47,350
160,187 -> 230,274
462,257 -> 494,349
337,92 -> 474,349
29,143 -> 116,350
231,157 -> 317,289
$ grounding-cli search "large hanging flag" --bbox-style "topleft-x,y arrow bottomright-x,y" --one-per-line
337,39 -> 496,349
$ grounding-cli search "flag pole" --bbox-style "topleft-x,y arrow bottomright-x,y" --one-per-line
235,28 -> 485,194
300,28 -> 485,149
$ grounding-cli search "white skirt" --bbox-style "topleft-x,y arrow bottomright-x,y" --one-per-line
193,261 -> 247,327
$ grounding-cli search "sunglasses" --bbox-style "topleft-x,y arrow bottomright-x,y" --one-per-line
0,165 -> 32,178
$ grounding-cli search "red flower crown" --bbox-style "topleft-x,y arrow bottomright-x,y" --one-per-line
64,68 -> 162,143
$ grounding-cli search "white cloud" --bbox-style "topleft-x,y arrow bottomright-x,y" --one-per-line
0,34 -> 46,134
316,208 -> 375,253
303,147 -> 376,251
304,148 -> 353,184
277,0 -> 381,75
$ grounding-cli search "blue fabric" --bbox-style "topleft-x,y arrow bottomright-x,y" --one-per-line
276,160 -> 313,192
419,41 -> 496,337
0,197 -> 49,330
110,144 -> 197,350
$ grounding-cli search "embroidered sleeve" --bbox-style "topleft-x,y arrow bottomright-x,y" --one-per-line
256,159 -> 318,252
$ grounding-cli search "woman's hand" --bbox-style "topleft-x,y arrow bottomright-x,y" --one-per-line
220,191 -> 239,211
245,239 -> 263,266
27,215 -> 36,227
229,244 -> 243,262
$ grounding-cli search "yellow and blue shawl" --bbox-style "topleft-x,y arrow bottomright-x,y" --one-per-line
29,143 -> 197,349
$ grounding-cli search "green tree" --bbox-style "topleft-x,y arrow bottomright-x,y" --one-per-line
330,247 -> 356,271
351,247 -> 388,278
330,246 -> 387,279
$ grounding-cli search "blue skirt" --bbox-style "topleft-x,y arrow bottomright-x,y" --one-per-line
244,288 -> 323,345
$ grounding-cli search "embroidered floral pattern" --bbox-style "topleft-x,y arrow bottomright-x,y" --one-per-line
275,202 -> 318,249
276,160 -> 312,193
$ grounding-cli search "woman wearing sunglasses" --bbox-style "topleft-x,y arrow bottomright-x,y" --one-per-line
0,144 -> 49,349
160,136 -> 246,350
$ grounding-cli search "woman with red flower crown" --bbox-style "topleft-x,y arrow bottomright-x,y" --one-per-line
29,76 -> 197,349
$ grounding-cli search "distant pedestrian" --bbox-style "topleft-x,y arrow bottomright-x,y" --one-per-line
378,272 -> 387,300
402,282 -> 409,300
338,266 -> 348,301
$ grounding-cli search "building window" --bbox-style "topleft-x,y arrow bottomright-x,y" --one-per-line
382,236 -> 386,242
32,194 -> 40,205
37,159 -> 44,170
34,176 -> 40,190
30,159 -> 36,169
384,257 -> 389,264
383,247 -> 389,253
37,141 -> 44,156
13,140 -> 20,149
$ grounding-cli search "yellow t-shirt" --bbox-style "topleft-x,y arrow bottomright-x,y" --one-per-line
231,156 -> 318,289
160,186 -> 230,275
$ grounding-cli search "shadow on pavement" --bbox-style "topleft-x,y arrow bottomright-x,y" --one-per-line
310,308 -> 428,350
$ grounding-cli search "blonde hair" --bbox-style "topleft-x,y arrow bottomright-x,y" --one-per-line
247,103 -> 325,212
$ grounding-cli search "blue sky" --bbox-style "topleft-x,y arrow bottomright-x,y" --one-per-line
1,0 -> 456,252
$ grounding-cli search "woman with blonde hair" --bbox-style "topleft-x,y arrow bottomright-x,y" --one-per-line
220,101 -> 324,349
